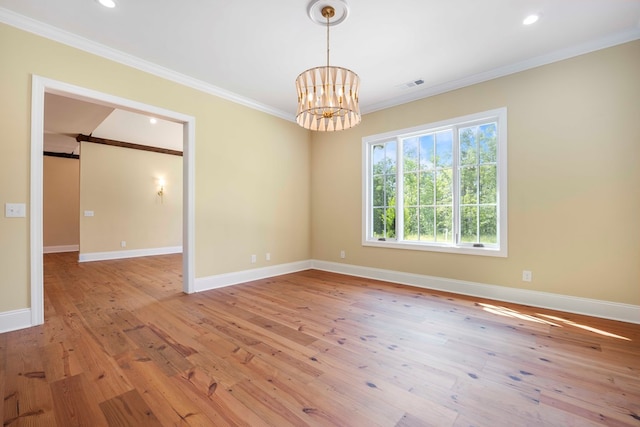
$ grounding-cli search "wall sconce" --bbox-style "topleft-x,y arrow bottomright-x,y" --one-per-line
157,178 -> 165,202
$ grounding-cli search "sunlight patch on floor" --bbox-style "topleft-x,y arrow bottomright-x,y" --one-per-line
478,303 -> 560,326
477,303 -> 631,341
537,313 -> 631,341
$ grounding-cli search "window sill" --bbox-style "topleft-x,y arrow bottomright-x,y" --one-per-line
362,239 -> 507,257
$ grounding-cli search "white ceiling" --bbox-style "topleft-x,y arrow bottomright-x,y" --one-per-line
2,0 -> 640,122
43,94 -> 183,155
43,93 -> 112,155
92,109 -> 183,151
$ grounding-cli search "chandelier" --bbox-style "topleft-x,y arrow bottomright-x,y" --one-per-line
295,1 -> 361,131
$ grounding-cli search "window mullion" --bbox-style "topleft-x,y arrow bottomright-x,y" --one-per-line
476,156 -> 480,243
396,137 -> 404,241
367,143 -> 373,240
452,125 -> 460,245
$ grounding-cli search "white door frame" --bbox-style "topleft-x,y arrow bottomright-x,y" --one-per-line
30,75 -> 196,326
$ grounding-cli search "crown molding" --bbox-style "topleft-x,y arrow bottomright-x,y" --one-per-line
0,7 -> 294,122
362,27 -> 640,115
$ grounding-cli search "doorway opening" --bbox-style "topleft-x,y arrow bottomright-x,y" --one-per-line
30,75 -> 195,326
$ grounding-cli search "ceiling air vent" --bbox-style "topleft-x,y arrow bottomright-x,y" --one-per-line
396,79 -> 425,89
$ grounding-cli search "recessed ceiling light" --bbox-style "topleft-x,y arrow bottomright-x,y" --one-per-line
523,14 -> 539,25
98,0 -> 116,8
149,118 -> 157,124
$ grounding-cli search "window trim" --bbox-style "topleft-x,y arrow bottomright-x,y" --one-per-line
362,108 -> 508,257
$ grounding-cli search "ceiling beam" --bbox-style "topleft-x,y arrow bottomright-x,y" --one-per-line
76,134 -> 183,157
43,151 -> 79,160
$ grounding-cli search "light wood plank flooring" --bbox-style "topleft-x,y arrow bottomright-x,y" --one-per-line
1,252 -> 639,426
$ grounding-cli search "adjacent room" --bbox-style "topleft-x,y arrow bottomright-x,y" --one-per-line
0,0 -> 638,425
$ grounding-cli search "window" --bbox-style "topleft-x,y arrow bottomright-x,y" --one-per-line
363,108 -> 507,257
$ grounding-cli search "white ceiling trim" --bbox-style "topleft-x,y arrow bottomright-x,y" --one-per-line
2,6 -> 639,121
0,7 -> 292,122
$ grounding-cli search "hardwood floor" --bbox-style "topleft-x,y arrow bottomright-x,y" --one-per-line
2,252 -> 639,426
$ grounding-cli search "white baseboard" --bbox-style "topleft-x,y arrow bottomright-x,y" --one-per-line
311,260 -> 640,325
43,244 -> 79,254
0,308 -> 32,333
79,246 -> 182,262
195,260 -> 312,292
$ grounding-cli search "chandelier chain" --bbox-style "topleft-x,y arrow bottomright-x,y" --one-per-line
326,8 -> 330,69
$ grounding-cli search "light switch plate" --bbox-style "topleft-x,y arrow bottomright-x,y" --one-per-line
5,203 -> 26,218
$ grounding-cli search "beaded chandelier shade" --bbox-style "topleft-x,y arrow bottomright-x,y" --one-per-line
295,4 -> 361,131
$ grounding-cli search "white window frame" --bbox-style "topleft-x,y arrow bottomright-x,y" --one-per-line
362,107 -> 508,257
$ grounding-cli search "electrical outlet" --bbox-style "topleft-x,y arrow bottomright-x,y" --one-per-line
266,253 -> 271,261
5,203 -> 26,218
251,254 -> 257,264
121,241 -> 126,248
522,270 -> 532,282
340,250 -> 346,259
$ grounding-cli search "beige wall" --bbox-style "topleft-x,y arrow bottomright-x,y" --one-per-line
79,143 -> 182,253
311,40 -> 640,305
0,23 -> 311,313
43,156 -> 80,248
